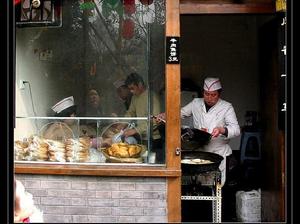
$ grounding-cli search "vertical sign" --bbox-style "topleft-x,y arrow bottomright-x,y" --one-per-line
278,12 -> 286,130
166,36 -> 180,64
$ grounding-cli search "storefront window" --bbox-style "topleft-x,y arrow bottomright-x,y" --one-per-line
15,0 -> 166,165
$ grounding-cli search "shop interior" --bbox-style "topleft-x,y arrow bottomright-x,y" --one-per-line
14,1 -> 285,221
179,13 -> 283,222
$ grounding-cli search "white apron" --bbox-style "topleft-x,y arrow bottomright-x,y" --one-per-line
181,98 -> 240,186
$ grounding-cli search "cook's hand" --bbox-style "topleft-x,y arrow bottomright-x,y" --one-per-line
153,113 -> 166,123
123,128 -> 137,137
211,127 -> 226,138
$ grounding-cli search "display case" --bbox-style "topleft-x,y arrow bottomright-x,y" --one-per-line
14,116 -> 163,164
15,0 -> 168,166
14,1 -> 182,221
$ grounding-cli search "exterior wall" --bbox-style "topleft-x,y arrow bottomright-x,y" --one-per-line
16,174 -> 167,223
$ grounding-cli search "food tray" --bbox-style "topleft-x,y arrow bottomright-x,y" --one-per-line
100,144 -> 147,163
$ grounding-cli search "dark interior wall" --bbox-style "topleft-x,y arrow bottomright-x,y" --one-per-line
180,13 -> 285,222
180,14 -> 271,151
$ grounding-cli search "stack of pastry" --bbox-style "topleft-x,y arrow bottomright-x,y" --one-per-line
14,136 -> 49,161
45,139 -> 66,162
27,136 -> 49,161
65,137 -> 90,162
15,137 -> 45,161
14,140 -> 30,161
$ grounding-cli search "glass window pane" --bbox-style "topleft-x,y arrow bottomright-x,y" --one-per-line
15,0 -> 166,165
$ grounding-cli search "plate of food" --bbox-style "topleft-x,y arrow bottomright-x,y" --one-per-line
101,142 -> 146,163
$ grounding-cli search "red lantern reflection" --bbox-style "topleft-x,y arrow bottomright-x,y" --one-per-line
14,0 -> 21,5
139,0 -> 154,5
123,0 -> 135,15
122,18 -> 135,40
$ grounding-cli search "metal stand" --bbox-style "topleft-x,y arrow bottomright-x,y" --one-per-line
181,170 -> 222,223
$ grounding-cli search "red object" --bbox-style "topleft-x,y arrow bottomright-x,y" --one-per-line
139,0 -> 154,5
122,18 -> 135,40
123,0 -> 135,15
22,217 -> 30,223
123,0 -> 135,4
14,0 -> 21,5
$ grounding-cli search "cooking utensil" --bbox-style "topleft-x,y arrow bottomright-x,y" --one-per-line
181,128 -> 212,150
181,150 -> 223,174
151,115 -> 212,149
112,122 -> 136,144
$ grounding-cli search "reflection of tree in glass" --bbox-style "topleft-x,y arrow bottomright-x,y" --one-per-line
83,0 -> 165,75
70,1 -> 84,33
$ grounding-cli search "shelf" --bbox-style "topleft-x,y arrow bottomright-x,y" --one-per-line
181,170 -> 222,223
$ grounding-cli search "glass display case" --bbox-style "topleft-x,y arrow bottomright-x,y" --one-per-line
14,1 -> 182,221
15,0 -> 167,166
14,116 -> 161,164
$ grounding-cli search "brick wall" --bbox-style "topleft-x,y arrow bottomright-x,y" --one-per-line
16,174 -> 168,223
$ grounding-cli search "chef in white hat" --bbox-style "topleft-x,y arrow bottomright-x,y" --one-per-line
43,96 -> 111,149
155,77 -> 240,186
51,96 -> 77,118
42,96 -> 78,141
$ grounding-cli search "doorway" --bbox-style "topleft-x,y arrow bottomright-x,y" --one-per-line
180,13 -> 284,222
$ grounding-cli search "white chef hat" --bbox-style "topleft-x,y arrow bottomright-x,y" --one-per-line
113,79 -> 126,89
51,96 -> 75,114
203,77 -> 222,91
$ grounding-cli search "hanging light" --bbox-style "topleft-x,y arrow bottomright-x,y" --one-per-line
122,18 -> 135,40
139,0 -> 154,5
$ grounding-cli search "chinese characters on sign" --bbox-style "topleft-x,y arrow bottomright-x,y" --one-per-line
278,13 -> 286,130
166,37 -> 180,64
